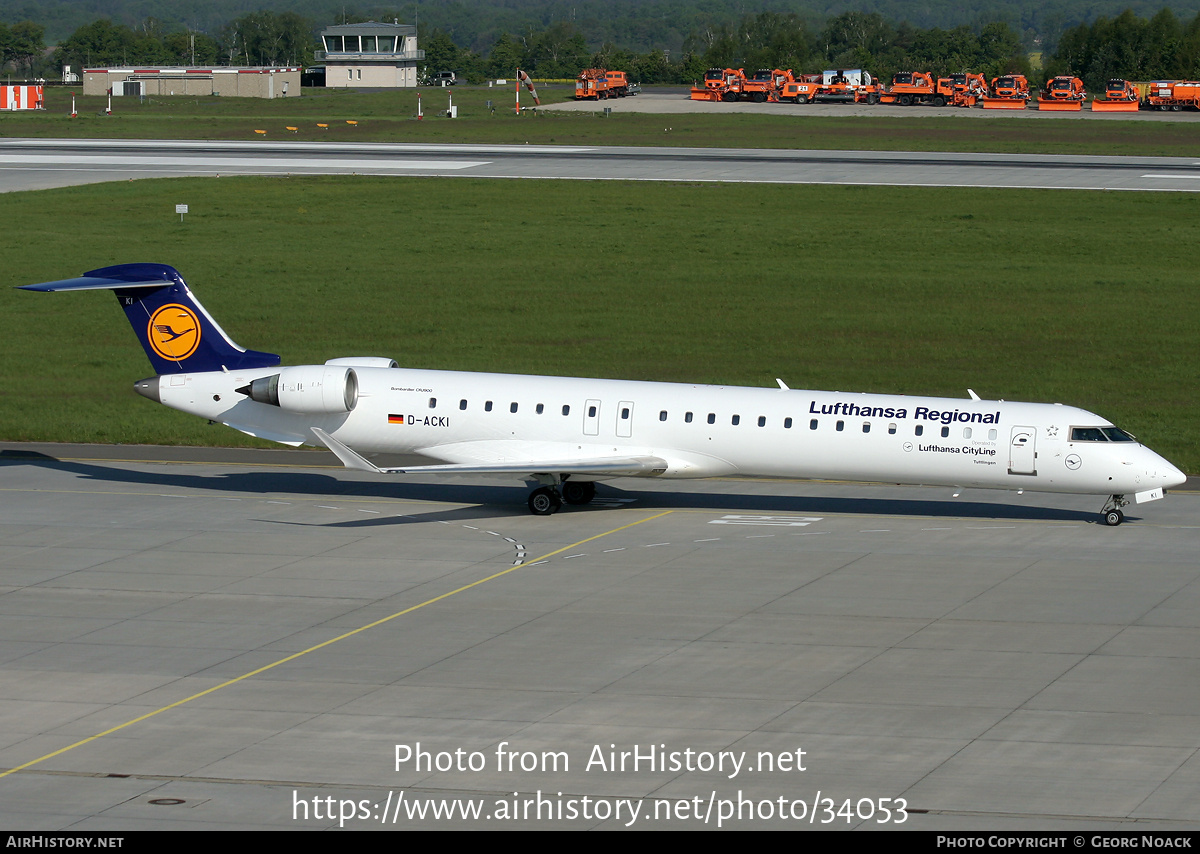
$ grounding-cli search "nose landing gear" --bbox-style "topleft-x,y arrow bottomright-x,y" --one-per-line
1101,494 -> 1128,526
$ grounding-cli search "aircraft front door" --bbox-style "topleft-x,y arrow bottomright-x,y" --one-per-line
1008,426 -> 1037,475
616,400 -> 634,438
583,399 -> 600,436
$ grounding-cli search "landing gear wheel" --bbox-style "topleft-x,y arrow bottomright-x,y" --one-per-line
562,481 -> 596,505
528,487 -> 562,515
1103,509 -> 1124,527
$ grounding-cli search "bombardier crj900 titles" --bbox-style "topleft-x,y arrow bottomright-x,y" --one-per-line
22,264 -> 1187,524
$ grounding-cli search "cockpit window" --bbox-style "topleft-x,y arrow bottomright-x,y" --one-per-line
1102,427 -> 1136,442
1070,427 -> 1108,442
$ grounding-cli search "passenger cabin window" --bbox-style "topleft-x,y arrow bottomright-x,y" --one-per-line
888,423 -> 897,434
621,407 -> 630,420
915,425 -> 923,436
941,426 -> 950,438
836,420 -> 844,432
810,419 -> 818,430
536,404 -> 544,414
862,422 -> 870,433
429,397 -> 437,409
562,405 -> 570,416
459,399 -> 467,410
731,415 -> 740,426
988,429 -> 997,440
588,405 -> 597,417
784,417 -> 793,429
685,412 -> 693,423
963,427 -> 972,439
485,401 -> 493,412
707,413 -> 715,424
659,410 -> 667,421
758,416 -> 766,427
510,402 -> 519,413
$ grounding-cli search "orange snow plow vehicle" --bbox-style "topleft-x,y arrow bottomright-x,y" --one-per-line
879,71 -> 954,106
981,74 -> 1030,109
575,68 -> 629,100
690,67 -> 744,102
1090,78 -> 1141,111
1038,76 -> 1086,110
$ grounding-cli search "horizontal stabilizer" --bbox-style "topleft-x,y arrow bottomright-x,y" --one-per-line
21,263 -> 280,374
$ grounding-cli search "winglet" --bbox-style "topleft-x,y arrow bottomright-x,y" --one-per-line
967,388 -> 981,401
776,378 -> 790,390
311,428 -> 384,473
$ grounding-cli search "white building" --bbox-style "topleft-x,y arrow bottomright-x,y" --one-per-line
318,21 -> 424,88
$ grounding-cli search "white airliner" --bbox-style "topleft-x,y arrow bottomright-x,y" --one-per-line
22,264 -> 1187,524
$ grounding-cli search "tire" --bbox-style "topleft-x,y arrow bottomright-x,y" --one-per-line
722,91 -> 736,103
1103,509 -> 1123,526
899,94 -> 912,106
528,487 -> 561,515
796,95 -> 808,104
562,481 -> 596,505
932,95 -> 945,107
752,92 -> 766,103
867,93 -> 879,105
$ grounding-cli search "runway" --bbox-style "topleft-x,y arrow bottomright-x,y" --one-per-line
3,137 -> 1200,192
1,445 -> 1197,829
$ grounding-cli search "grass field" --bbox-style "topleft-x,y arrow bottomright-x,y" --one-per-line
3,86 -> 1200,156
1,175 -> 1196,472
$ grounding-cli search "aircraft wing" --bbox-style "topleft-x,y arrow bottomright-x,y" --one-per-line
311,428 -> 667,477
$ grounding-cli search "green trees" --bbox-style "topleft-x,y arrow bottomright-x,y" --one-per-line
1045,8 -> 1196,89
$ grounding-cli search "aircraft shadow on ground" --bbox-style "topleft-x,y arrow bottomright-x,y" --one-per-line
1,450 -> 1108,525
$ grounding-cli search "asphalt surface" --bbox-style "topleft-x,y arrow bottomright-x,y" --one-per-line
4,137 -> 1200,192
1,444 -> 1198,830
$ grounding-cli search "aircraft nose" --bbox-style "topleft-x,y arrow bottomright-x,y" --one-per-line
1163,462 -> 1188,490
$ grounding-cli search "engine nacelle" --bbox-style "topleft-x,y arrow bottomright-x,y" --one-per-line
238,366 -> 359,414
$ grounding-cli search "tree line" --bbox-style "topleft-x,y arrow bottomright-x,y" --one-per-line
7,6 -> 1200,92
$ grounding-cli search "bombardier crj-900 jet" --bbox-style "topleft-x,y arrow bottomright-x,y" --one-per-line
22,264 -> 1187,524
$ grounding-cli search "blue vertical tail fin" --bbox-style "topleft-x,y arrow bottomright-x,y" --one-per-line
21,263 -> 280,374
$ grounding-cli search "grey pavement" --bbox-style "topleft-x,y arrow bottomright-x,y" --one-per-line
1,446 -> 1197,829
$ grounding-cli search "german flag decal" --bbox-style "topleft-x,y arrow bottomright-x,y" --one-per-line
388,414 -> 405,424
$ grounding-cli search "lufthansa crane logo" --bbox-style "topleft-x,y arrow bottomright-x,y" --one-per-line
147,304 -> 200,361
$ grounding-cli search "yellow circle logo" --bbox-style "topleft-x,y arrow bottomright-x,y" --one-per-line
147,304 -> 201,362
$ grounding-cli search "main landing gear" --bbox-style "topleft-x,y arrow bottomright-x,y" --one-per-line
527,480 -> 597,515
1100,494 -> 1128,526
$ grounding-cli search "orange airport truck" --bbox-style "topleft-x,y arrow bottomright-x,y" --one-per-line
1091,78 -> 1140,111
819,69 -> 880,103
781,73 -> 823,103
575,68 -> 629,100
1145,80 -> 1200,110
741,68 -> 778,102
982,74 -> 1030,109
880,71 -> 956,106
690,67 -> 745,102
948,72 -> 988,106
1038,76 -> 1086,110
